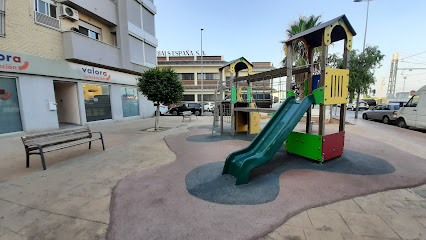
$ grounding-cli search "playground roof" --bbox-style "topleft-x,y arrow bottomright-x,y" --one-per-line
234,65 -> 310,83
219,57 -> 253,72
284,15 -> 356,48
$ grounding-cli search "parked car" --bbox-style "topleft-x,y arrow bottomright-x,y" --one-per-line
362,104 -> 400,124
153,103 -> 168,115
362,98 -> 377,108
203,102 -> 215,112
169,102 -> 203,116
396,85 -> 426,129
347,100 -> 369,111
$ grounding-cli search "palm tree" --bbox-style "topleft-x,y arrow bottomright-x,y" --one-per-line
282,15 -> 321,66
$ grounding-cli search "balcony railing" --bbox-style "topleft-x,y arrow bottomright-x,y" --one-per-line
62,31 -> 120,69
34,11 -> 60,30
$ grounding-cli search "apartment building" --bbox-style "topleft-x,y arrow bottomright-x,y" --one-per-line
157,55 -> 275,102
0,0 -> 158,135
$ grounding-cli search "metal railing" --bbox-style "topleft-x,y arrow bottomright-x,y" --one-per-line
0,10 -> 5,37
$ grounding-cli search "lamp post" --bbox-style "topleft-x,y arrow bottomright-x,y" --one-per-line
354,0 -> 371,119
200,28 -> 204,115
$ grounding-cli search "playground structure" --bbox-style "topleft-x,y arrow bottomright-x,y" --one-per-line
219,15 -> 356,185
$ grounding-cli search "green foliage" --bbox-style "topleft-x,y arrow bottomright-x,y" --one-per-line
327,46 -> 384,100
137,67 -> 184,106
282,15 -> 322,66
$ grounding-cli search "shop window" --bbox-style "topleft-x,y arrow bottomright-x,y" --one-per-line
83,84 -> 112,122
79,21 -> 101,41
121,87 -> 139,117
0,77 -> 22,134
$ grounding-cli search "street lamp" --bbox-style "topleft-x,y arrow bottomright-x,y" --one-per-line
200,28 -> 204,115
354,0 -> 372,119
354,0 -> 372,52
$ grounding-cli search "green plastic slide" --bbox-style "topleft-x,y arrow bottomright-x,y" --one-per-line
222,94 -> 316,185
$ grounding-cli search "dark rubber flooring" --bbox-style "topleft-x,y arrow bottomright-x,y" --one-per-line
186,149 -> 395,205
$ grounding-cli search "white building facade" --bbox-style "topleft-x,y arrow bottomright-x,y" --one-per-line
0,0 -> 158,135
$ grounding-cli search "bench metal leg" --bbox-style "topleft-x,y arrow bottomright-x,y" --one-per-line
99,134 -> 105,151
89,141 -> 91,149
26,153 -> 30,168
38,146 -> 46,170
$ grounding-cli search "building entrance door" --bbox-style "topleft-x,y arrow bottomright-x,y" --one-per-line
53,81 -> 81,128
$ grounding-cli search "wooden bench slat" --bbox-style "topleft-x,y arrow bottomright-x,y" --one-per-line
22,127 -> 90,141
24,132 -> 92,147
39,138 -> 95,153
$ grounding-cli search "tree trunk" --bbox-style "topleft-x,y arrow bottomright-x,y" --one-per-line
354,91 -> 360,119
155,102 -> 160,130
329,105 -> 333,122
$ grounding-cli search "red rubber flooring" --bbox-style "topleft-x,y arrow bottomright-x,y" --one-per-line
107,126 -> 426,240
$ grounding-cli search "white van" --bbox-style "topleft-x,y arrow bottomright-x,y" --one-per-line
396,85 -> 426,129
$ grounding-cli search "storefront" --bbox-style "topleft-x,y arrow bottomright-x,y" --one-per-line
0,50 -> 155,134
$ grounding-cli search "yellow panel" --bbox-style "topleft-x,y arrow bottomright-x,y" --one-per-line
249,103 -> 260,134
230,58 -> 252,74
324,68 -> 349,105
324,20 -> 353,50
237,87 -> 243,102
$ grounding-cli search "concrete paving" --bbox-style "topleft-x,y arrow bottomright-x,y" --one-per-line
0,116 -> 209,239
0,114 -> 424,239
262,186 -> 426,240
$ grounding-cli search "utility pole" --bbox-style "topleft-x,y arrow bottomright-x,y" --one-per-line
387,54 -> 395,99
392,52 -> 399,96
200,28 -> 204,115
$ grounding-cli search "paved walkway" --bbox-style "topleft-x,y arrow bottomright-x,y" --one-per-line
0,116 -> 210,239
0,115 -> 424,239
262,186 -> 426,240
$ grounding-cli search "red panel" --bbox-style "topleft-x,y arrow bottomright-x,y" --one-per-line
322,131 -> 345,161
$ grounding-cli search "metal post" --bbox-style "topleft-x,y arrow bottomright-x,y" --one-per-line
220,68 -> 224,134
306,47 -> 314,133
200,28 -> 204,115
362,0 -> 370,52
319,35 -> 328,136
286,43 -> 293,96
340,39 -> 349,132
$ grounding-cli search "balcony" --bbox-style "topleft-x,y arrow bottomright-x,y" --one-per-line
56,0 -> 117,25
62,31 -> 120,69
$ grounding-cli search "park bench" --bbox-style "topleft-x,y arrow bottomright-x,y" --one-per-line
21,127 -> 105,170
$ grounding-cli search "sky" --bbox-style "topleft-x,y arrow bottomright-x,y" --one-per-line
155,0 -> 426,96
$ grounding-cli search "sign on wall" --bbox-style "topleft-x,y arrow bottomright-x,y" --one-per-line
157,50 -> 206,57
0,50 -> 138,86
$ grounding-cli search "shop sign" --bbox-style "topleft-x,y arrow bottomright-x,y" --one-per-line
0,89 -> 11,100
0,53 -> 29,71
0,50 -> 137,86
157,50 -> 206,57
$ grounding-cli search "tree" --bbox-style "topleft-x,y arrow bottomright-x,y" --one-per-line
327,46 -> 384,118
282,15 -> 322,66
137,67 -> 184,130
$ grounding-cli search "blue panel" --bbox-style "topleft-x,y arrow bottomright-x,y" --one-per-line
312,75 -> 321,91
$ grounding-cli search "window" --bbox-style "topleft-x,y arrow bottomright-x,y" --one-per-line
79,21 -> 101,40
121,87 -> 139,117
142,6 -> 155,36
35,0 -> 57,18
183,95 -> 195,101
197,73 -> 220,80
0,77 -> 23,134
83,84 -> 112,122
406,95 -> 419,107
0,0 -> 4,36
178,73 -> 194,80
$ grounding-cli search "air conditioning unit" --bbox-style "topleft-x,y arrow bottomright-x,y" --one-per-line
61,5 -> 79,21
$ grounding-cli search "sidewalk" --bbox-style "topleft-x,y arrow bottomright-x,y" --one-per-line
262,185 -> 426,240
0,116 -> 212,239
